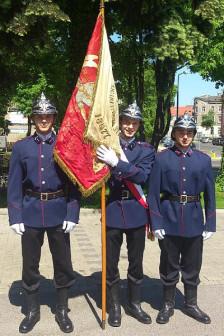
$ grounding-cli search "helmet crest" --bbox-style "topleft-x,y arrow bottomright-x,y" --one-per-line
120,101 -> 142,120
173,113 -> 196,130
32,92 -> 57,115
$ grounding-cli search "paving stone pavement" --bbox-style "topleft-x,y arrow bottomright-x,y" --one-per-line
0,208 -> 223,336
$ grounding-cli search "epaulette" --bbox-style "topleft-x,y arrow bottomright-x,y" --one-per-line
14,135 -> 32,145
157,148 -> 169,155
137,141 -> 154,149
193,149 -> 210,158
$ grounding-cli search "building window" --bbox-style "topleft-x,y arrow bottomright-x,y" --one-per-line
219,106 -> 222,112
211,106 -> 214,111
202,106 -> 206,112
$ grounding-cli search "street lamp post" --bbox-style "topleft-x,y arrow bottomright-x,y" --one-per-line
176,71 -> 187,118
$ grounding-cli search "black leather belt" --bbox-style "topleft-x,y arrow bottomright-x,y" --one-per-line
26,189 -> 64,201
162,194 -> 200,204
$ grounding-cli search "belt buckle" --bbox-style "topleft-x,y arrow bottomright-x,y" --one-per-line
121,190 -> 129,200
40,193 -> 48,201
180,194 -> 187,204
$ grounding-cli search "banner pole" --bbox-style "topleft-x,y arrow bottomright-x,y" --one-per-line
99,0 -> 106,330
101,182 -> 107,329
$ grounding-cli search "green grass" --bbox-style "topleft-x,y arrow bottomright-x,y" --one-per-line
81,190 -> 101,209
216,190 -> 224,209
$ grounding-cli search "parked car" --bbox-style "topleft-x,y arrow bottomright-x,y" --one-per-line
161,136 -> 169,144
212,138 -> 219,145
200,137 -> 210,143
212,137 -> 224,146
163,138 -> 174,148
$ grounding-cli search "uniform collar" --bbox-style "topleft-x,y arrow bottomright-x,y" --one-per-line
120,137 -> 136,150
33,132 -> 55,144
171,145 -> 193,157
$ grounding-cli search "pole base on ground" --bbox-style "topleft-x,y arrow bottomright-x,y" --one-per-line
101,320 -> 106,330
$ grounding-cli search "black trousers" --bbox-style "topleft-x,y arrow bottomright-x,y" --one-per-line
106,226 -> 145,285
159,235 -> 203,288
21,225 -> 76,292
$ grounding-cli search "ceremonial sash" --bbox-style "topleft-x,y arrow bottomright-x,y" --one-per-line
121,149 -> 148,209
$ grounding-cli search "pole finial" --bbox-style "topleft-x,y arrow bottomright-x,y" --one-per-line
99,0 -> 105,17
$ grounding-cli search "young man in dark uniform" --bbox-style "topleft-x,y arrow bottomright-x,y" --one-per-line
7,93 -> 80,334
96,102 -> 155,327
148,114 -> 216,325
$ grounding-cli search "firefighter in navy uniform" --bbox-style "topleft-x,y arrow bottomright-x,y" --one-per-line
96,102 -> 155,327
148,114 -> 216,325
7,93 -> 80,334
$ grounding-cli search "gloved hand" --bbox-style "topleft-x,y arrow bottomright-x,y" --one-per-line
11,223 -> 25,236
62,221 -> 77,233
202,231 -> 214,241
96,145 -> 119,167
153,229 -> 165,240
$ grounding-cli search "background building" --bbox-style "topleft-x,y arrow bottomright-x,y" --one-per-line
170,105 -> 193,118
193,95 -> 223,137
4,106 -> 29,142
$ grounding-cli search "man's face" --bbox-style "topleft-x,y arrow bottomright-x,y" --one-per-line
120,116 -> 140,141
32,114 -> 55,135
173,127 -> 195,149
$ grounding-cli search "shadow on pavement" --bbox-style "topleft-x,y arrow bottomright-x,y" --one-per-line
8,272 -> 184,327
9,277 -> 58,316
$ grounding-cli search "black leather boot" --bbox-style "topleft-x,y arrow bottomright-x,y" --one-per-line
156,286 -> 175,324
183,286 -> 211,324
107,282 -> 121,327
126,279 -> 151,324
55,288 -> 74,333
19,290 -> 40,333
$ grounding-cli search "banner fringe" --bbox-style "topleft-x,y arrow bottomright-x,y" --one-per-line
54,149 -> 110,197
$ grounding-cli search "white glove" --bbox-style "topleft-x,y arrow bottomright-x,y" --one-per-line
96,145 -> 119,167
154,229 -> 165,240
62,221 -> 77,233
11,223 -> 25,236
202,231 -> 214,241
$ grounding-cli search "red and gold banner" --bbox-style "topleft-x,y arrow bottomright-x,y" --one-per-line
54,11 -> 120,196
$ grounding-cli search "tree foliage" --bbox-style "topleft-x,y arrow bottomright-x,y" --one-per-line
201,110 -> 214,129
1,0 -> 224,149
191,1 -> 224,183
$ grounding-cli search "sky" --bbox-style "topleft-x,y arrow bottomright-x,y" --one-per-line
175,67 -> 222,107
110,35 -> 222,107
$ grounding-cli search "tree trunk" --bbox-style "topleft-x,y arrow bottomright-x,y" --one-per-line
26,116 -> 32,136
151,59 -> 176,149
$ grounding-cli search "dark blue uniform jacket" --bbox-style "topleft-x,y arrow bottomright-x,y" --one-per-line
147,146 -> 216,237
106,140 -> 155,229
7,133 -> 80,228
